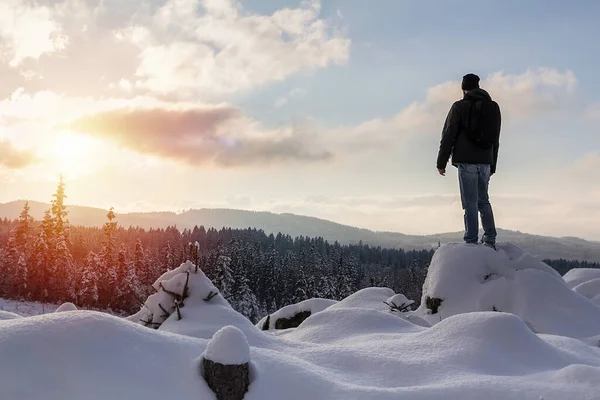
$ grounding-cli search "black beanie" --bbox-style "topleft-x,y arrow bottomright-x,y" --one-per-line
461,73 -> 480,91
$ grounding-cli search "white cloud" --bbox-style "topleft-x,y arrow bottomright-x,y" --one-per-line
585,103 -> 600,121
118,0 -> 349,99
327,68 -> 580,151
0,0 -> 67,66
274,88 -> 307,108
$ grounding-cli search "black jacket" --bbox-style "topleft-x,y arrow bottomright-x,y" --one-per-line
436,88 -> 501,174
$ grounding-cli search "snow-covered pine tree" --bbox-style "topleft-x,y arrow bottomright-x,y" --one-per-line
164,241 -> 175,273
214,255 -> 233,299
79,252 -> 100,306
29,230 -> 50,300
121,258 -> 143,313
51,175 -> 69,245
228,244 -> 260,322
53,233 -> 77,302
99,208 -> 118,306
115,244 -> 128,303
133,238 -> 145,281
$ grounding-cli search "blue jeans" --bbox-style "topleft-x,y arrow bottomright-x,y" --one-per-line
457,164 -> 497,245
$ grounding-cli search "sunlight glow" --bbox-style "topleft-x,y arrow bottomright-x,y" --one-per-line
50,133 -> 100,177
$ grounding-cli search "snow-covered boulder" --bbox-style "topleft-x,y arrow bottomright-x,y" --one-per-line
0,310 -> 21,320
55,302 -> 78,312
202,326 -> 250,400
258,298 -> 337,330
564,268 -> 600,289
415,243 -> 600,338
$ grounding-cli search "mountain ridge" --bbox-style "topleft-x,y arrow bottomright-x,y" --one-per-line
1,200 -> 600,262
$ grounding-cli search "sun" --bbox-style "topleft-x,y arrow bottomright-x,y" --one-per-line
51,133 -> 100,176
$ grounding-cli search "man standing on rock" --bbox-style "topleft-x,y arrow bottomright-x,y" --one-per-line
436,73 -> 501,249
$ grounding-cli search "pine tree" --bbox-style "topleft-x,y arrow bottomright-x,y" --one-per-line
214,255 -> 233,299
122,262 -> 143,313
53,234 -> 77,301
30,230 -> 50,300
51,175 -> 69,243
99,208 -> 118,306
134,239 -> 150,286
79,252 -> 99,306
14,201 -> 33,249
115,244 -> 128,302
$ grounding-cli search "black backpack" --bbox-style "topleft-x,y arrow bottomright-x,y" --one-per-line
465,99 -> 501,149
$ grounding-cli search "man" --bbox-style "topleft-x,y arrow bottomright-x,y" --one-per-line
436,73 -> 501,249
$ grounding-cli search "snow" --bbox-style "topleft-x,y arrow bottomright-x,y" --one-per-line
203,326 -> 250,365
2,244 -> 600,399
258,298 -> 337,330
573,278 -> 600,300
55,302 -> 78,312
0,310 -> 21,320
0,297 -> 59,316
563,268 -> 600,289
385,293 -> 414,309
414,243 -> 600,338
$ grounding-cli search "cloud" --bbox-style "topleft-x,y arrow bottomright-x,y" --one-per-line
0,0 -> 348,101
274,88 -> 307,108
0,0 -> 67,66
564,152 -> 600,186
66,105 -> 332,167
328,68 -> 579,151
585,104 -> 600,121
117,0 -> 350,99
0,140 -> 37,169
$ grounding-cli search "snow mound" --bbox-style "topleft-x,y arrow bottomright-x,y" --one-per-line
329,287 -> 395,312
573,278 -> 600,300
55,302 -> 78,312
258,298 -> 337,330
564,268 -> 600,289
0,310 -> 21,320
129,261 -> 262,344
203,326 -> 250,365
415,243 -> 600,337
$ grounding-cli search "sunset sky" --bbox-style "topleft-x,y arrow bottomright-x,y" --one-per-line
1,0 -> 599,239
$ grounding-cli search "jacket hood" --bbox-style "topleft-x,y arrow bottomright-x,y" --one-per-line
464,88 -> 492,101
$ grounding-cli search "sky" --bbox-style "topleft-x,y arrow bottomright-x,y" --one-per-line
1,0 -> 599,239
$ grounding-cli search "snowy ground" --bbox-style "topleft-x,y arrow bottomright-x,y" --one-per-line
0,297 -> 60,316
1,244 -> 600,400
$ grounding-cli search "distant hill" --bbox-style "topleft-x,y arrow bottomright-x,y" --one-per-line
2,200 -> 600,262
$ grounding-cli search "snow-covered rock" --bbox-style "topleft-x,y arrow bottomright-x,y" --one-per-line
55,303 -> 78,312
415,243 -> 600,337
203,326 -> 250,365
258,298 -> 337,330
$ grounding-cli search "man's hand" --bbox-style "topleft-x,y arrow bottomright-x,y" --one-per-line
438,168 -> 446,176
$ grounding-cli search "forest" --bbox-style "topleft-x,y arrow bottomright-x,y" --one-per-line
1,178 -> 598,322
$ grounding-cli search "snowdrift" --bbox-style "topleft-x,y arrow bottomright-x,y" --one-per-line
1,244 -> 600,399
415,243 -> 600,338
257,298 -> 337,330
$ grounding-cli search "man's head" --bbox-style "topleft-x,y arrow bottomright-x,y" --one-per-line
461,73 -> 480,94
